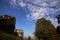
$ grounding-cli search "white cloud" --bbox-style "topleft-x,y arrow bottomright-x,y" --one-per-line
7,0 -> 60,26
9,0 -> 16,5
26,0 -> 60,27
41,2 -> 48,7
26,0 -> 59,20
9,0 -> 26,7
18,2 -> 26,7
49,18 -> 58,27
30,8 -> 47,20
49,0 -> 59,7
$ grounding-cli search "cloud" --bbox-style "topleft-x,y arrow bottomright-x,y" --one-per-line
18,1 -> 26,7
7,0 -> 60,27
8,0 -> 26,7
49,18 -> 58,27
26,0 -> 60,27
9,0 -> 17,6
29,8 -> 48,20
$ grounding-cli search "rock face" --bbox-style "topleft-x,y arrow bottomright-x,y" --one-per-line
14,29 -> 24,38
0,15 -> 16,33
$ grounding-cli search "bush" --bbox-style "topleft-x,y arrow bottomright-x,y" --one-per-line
0,31 -> 21,40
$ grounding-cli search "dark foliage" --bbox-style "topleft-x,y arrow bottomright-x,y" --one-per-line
35,18 -> 56,40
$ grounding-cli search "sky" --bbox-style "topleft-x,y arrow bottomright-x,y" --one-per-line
0,0 -> 60,37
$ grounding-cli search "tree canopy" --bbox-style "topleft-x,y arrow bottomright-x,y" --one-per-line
35,18 -> 56,40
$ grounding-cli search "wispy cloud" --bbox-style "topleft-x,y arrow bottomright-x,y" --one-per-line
6,0 -> 60,27
26,0 -> 60,19
18,1 -> 26,7
8,0 -> 26,7
26,0 -> 60,26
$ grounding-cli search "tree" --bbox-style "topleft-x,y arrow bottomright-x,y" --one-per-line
28,36 -> 31,40
35,18 -> 56,40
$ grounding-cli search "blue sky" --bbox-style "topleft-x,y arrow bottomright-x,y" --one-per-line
0,0 -> 60,37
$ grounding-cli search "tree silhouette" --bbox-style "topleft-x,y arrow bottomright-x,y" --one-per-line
35,18 -> 56,40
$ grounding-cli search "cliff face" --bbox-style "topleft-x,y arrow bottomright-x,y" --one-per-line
0,15 -> 16,33
14,29 -> 24,38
